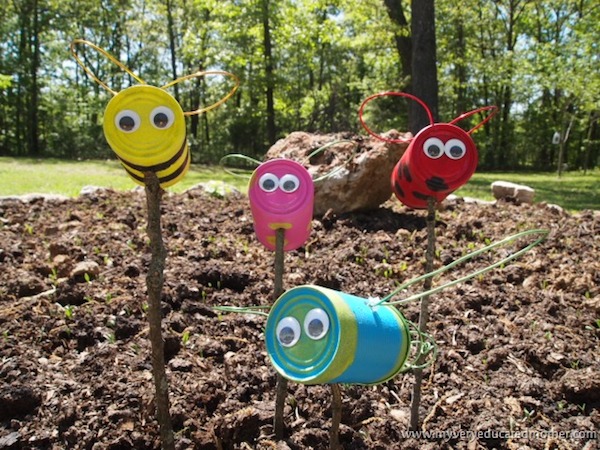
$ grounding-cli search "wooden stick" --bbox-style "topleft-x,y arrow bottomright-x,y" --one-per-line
273,228 -> 288,440
330,383 -> 342,450
409,196 -> 436,431
144,172 -> 175,450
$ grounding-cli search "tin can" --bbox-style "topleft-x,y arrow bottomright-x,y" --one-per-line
392,123 -> 478,209
248,159 -> 314,251
103,85 -> 189,188
265,285 -> 411,385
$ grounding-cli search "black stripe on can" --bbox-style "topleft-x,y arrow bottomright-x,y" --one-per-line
117,136 -> 187,173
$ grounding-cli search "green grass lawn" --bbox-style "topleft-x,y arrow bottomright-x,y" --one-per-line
1,157 -> 598,211
455,170 -> 600,211
0,157 -> 250,197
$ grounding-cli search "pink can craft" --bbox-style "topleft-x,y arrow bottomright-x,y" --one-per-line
248,159 -> 314,252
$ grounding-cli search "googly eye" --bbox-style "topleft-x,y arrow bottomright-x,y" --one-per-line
259,173 -> 279,192
423,137 -> 444,159
150,106 -> 175,129
115,110 -> 140,133
276,317 -> 301,347
304,308 -> 329,340
445,139 -> 466,160
279,174 -> 300,193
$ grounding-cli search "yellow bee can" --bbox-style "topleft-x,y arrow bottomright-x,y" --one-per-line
103,85 -> 189,188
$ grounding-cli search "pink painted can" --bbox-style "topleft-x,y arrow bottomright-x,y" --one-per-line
248,159 -> 314,251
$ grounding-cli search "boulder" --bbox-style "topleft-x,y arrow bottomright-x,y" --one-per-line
264,131 -> 409,215
491,181 -> 535,204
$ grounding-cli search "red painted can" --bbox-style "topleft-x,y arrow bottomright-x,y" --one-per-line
359,91 -> 496,210
391,122 -> 478,209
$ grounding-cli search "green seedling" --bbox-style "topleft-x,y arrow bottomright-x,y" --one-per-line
181,330 -> 191,346
570,360 -> 580,369
523,408 -> 535,422
63,304 -> 74,320
49,268 -> 58,286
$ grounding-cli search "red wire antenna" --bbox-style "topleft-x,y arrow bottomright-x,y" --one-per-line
358,91 -> 434,144
449,105 -> 498,135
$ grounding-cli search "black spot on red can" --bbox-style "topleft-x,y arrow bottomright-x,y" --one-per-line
426,177 -> 448,192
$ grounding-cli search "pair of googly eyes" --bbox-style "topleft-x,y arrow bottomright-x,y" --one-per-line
276,308 -> 329,347
115,106 -> 175,133
423,138 -> 467,160
259,173 -> 300,193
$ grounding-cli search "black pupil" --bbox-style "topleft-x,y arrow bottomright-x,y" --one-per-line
282,180 -> 296,191
427,144 -> 442,157
450,146 -> 463,157
263,179 -> 276,190
308,319 -> 323,337
119,116 -> 135,131
279,327 -> 295,345
154,112 -> 169,128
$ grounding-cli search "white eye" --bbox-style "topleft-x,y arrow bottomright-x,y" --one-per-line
115,110 -> 140,133
279,174 -> 300,193
304,308 -> 329,340
423,137 -> 444,159
276,317 -> 301,347
150,106 -> 175,129
445,139 -> 466,159
259,173 -> 279,192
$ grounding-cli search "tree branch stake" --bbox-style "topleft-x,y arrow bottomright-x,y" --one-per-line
144,172 -> 175,450
273,228 -> 288,440
409,196 -> 436,431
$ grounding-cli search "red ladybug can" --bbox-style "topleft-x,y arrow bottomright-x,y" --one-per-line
360,92 -> 497,209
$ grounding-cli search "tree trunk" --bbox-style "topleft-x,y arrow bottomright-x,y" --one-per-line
410,0 -> 438,131
261,0 -> 276,146
454,19 -> 467,117
383,0 -> 412,85
28,0 -> 40,156
166,0 -> 179,101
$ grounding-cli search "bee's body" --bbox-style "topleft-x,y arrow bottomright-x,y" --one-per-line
71,39 -> 238,188
103,85 -> 190,188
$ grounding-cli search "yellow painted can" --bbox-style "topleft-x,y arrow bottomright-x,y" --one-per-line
103,85 -> 189,188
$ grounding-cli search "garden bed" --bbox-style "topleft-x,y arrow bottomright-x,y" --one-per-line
0,187 -> 598,449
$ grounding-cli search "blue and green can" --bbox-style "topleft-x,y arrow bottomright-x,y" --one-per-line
265,285 -> 411,385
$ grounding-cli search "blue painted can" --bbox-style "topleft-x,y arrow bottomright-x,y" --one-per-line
265,285 -> 411,385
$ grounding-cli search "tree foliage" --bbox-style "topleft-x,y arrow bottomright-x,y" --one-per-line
0,0 -> 598,170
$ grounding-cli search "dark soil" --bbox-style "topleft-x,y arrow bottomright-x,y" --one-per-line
0,186 -> 598,450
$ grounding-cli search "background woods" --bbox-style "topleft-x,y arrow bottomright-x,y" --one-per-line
0,0 -> 599,171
